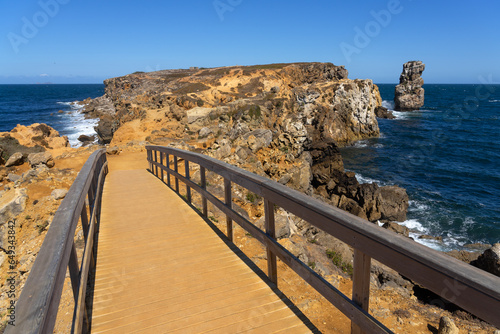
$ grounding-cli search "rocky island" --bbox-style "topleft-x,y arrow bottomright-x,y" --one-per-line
394,60 -> 425,111
1,62 -> 499,333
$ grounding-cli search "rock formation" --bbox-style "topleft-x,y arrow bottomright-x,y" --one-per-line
80,63 -> 408,222
394,61 -> 425,111
471,243 -> 500,277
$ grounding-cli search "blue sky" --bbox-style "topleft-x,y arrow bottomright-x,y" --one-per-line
1,0 -> 499,84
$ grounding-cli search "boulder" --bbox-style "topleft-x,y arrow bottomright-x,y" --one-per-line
355,182 -> 381,221
0,147 -> 4,165
394,61 -> 425,111
437,316 -> 458,334
377,186 -> 409,222
243,129 -> 273,153
28,152 -> 54,168
339,195 -> 367,220
375,106 -> 395,119
95,115 -> 117,144
471,243 -> 500,277
51,189 -> 68,200
78,134 -> 95,142
5,152 -> 24,167
382,221 -> 410,237
198,127 -> 213,139
7,173 -> 21,183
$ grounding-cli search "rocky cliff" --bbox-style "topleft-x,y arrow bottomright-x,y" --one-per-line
394,60 -> 425,111
83,62 -> 408,222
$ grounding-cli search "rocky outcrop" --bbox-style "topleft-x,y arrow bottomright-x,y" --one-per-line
82,62 -> 380,146
394,61 -> 425,111
5,123 -> 69,149
27,152 -> 54,168
375,106 -> 395,119
471,243 -> 500,277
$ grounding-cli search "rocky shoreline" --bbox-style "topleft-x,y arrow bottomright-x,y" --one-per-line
1,62 -> 499,332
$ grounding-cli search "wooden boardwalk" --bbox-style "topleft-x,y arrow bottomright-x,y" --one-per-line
90,166 -> 315,333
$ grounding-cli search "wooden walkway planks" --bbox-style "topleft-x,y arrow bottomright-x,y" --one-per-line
90,168 -> 315,333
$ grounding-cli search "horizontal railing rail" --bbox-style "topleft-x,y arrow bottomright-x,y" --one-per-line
6,149 -> 108,334
147,145 -> 500,334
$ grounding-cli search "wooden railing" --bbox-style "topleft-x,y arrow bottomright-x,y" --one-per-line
6,149 -> 108,334
147,145 -> 500,333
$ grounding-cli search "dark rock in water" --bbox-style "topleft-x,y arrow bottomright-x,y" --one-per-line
394,61 -> 425,111
78,134 -> 95,142
377,186 -> 409,222
375,106 -> 395,119
95,115 -> 118,144
471,243 -> 500,277
382,221 -> 410,237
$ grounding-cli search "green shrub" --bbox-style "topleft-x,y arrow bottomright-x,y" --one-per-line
326,249 -> 353,276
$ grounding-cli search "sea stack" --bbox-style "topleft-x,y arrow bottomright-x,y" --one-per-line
394,60 -> 425,111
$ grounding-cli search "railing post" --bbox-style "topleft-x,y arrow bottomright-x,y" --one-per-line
264,199 -> 278,285
166,153 -> 171,187
80,205 -> 89,240
174,156 -> 179,192
224,178 -> 232,242
185,160 -> 191,204
160,152 -> 164,182
200,166 -> 207,217
351,249 -> 372,334
154,150 -> 158,176
68,243 -> 80,302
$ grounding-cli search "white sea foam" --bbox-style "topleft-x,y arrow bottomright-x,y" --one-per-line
56,101 -> 97,147
353,141 -> 368,148
382,100 -> 395,110
400,219 -> 427,233
408,200 -> 429,212
352,172 -> 383,185
489,99 -> 500,102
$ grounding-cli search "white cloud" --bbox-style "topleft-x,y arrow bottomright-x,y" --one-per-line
40,73 -> 49,77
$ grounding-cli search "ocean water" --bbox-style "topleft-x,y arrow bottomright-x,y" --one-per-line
0,84 -> 104,146
340,84 -> 500,251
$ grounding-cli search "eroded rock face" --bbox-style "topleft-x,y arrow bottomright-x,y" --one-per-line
394,61 -> 425,111
471,243 -> 500,277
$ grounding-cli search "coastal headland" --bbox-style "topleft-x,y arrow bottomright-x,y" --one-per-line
0,62 -> 498,333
